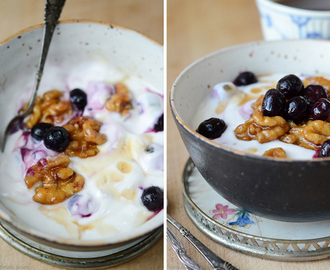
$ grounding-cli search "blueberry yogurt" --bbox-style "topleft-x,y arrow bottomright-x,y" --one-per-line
194,72 -> 330,159
0,61 -> 164,241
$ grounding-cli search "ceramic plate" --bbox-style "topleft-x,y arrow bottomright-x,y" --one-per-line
183,158 -> 330,261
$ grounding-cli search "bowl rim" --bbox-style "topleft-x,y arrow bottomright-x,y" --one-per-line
0,20 -> 164,248
0,19 -> 162,47
170,39 -> 330,164
255,0 -> 330,16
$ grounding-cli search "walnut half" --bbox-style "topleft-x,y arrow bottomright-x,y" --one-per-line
63,116 -> 107,158
263,147 -> 286,158
23,90 -> 72,129
25,153 -> 84,204
105,83 -> 133,115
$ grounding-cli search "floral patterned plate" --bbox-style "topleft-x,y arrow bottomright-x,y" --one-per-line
183,158 -> 330,261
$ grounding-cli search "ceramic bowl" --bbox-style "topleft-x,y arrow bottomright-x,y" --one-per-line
170,39 -> 330,222
0,21 -> 163,252
255,0 -> 330,40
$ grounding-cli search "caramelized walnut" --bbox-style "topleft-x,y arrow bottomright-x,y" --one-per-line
105,83 -> 133,115
280,120 -> 330,150
63,116 -> 107,158
24,90 -> 72,129
235,105 -> 290,143
263,147 -> 286,158
25,154 -> 84,204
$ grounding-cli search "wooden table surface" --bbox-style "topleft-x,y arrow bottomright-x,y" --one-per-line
167,0 -> 330,269
0,1 -> 163,269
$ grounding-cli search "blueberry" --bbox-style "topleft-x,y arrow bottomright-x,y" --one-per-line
70,88 -> 87,110
311,98 -> 330,120
285,96 -> 309,123
304,84 -> 328,106
43,126 -> 70,152
141,186 -> 163,212
277,74 -> 304,99
31,122 -> 53,141
154,114 -> 163,132
319,140 -> 330,157
196,118 -> 227,139
261,88 -> 286,117
233,71 -> 258,86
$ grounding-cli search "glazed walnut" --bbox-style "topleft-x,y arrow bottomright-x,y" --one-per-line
234,97 -> 290,143
105,83 -> 133,115
25,154 -> 84,204
280,120 -> 330,150
63,116 -> 107,158
263,147 -> 286,158
24,90 -> 72,129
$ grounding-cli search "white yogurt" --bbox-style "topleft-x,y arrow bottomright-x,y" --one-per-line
0,62 -> 163,241
192,73 -> 328,160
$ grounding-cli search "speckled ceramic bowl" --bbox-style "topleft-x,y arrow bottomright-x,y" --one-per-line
0,21 -> 163,255
170,39 -> 330,222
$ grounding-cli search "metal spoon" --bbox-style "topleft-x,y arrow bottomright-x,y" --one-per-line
167,226 -> 202,270
1,0 -> 66,151
167,215 -> 239,270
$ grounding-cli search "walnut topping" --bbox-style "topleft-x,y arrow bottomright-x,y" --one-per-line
25,154 -> 84,204
234,97 -> 290,143
24,90 -> 72,129
62,116 -> 107,158
263,147 -> 286,158
105,83 -> 133,115
280,120 -> 330,150
235,76 -> 330,152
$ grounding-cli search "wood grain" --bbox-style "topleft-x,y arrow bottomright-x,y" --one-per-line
0,1 -> 163,269
167,0 -> 330,269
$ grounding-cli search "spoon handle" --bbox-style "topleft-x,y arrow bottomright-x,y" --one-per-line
167,226 -> 203,270
167,215 -> 239,270
25,0 -> 66,112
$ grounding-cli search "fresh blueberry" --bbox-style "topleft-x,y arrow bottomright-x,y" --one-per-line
233,71 -> 258,86
285,96 -> 309,123
31,122 -> 53,141
154,114 -> 163,132
276,74 -> 304,99
196,118 -> 227,139
43,126 -> 70,152
141,186 -> 163,212
311,98 -> 330,120
70,88 -> 87,110
319,140 -> 330,158
261,88 -> 286,117
304,84 -> 328,106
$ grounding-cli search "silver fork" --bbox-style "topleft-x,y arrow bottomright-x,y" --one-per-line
167,214 -> 239,270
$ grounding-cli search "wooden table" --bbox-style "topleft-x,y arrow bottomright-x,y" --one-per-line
0,1 -> 163,269
167,0 -> 330,269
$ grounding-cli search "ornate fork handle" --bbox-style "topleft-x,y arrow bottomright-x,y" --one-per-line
168,215 -> 239,270
167,226 -> 202,270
